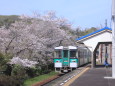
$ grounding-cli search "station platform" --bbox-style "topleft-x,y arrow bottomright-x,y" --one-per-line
70,67 -> 115,86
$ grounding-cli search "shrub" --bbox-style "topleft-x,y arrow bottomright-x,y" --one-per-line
0,75 -> 24,86
3,64 -> 12,75
11,65 -> 28,84
11,65 -> 27,77
0,64 -> 28,86
0,53 -> 12,75
25,67 -> 40,77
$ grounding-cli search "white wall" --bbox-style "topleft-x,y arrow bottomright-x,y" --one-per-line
83,32 -> 112,52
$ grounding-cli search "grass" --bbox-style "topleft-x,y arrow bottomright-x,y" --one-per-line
23,71 -> 58,86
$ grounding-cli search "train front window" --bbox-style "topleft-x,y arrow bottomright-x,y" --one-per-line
55,50 -> 61,58
70,50 -> 76,58
63,50 -> 68,57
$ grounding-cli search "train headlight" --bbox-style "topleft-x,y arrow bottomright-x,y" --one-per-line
56,61 -> 60,62
72,60 -> 76,62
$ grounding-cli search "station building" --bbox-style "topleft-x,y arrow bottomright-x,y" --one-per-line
76,27 -> 112,67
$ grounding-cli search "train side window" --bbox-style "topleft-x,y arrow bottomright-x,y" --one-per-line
78,51 -> 81,57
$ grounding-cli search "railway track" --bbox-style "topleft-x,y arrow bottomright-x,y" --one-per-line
43,64 -> 91,86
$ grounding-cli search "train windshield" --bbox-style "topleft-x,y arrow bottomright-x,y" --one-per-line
70,50 -> 76,58
55,50 -> 62,58
63,50 -> 68,57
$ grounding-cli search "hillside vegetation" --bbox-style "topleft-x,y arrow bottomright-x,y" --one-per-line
76,27 -> 98,37
0,15 -> 19,28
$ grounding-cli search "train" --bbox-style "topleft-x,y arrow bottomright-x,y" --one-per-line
53,46 -> 91,72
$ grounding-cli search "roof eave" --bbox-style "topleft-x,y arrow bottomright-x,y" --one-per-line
76,28 -> 112,42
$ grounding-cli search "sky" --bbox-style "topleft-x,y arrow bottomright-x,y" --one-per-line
0,0 -> 112,29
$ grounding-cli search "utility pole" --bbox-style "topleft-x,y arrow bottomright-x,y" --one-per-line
112,0 -> 115,78
105,19 -> 108,27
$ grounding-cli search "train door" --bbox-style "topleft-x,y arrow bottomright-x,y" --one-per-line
62,50 -> 69,66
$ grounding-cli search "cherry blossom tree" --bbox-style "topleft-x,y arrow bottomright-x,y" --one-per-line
0,12 -> 76,66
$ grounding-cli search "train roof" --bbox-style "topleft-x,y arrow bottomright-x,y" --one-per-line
55,46 -> 77,50
54,45 -> 90,51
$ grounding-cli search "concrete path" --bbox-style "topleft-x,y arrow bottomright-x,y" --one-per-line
70,67 -> 115,86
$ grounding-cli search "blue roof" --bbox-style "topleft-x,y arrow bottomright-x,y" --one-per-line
76,27 -> 112,41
